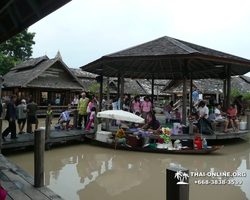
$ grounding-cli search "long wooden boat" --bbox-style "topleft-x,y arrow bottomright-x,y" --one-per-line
85,134 -> 224,154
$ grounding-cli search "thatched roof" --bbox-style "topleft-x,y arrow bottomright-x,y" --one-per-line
162,76 -> 250,94
3,56 -> 83,90
70,68 -> 165,95
81,36 -> 250,79
109,78 -> 147,95
0,0 -> 71,44
136,79 -> 170,95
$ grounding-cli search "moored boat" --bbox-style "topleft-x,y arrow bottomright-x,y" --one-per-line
85,134 -> 224,154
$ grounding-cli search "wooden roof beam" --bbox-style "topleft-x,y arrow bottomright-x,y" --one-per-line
7,5 -> 21,29
167,59 -> 174,80
130,60 -> 154,78
190,64 -> 206,79
12,2 -> 23,23
27,0 -> 42,18
128,60 -> 137,70
137,60 -> 158,79
0,0 -> 14,15
158,59 -> 166,80
192,59 -> 220,78
0,24 -> 8,37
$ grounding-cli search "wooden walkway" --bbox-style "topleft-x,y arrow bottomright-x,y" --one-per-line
2,129 -> 86,150
0,154 -> 64,200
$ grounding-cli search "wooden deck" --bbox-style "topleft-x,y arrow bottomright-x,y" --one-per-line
2,129 -> 86,150
0,154 -> 64,200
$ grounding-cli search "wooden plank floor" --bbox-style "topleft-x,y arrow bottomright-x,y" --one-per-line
0,154 -> 64,200
2,129 -> 86,149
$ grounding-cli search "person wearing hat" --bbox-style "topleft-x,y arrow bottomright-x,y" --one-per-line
17,99 -> 27,134
2,94 -> 18,140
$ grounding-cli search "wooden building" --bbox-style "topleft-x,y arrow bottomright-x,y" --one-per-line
2,53 -> 84,106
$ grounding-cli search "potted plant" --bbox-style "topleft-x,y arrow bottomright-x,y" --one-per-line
242,92 -> 250,114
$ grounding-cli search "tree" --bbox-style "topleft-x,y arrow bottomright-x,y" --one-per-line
131,89 -> 140,96
0,29 -> 35,75
231,88 -> 242,100
87,84 -> 107,98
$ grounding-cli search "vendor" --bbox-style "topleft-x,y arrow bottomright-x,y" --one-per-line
115,125 -> 127,145
142,114 -> 162,134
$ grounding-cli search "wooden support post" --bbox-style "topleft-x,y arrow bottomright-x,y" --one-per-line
120,71 -> 125,109
99,75 -> 103,112
151,74 -> 155,105
247,114 -> 250,130
106,77 -> 110,130
226,65 -> 231,111
0,75 -> 3,103
189,75 -> 193,112
27,121 -> 31,133
166,166 -> 189,200
182,78 -> 187,125
117,71 -> 120,99
246,152 -> 250,170
45,114 -> 51,150
189,121 -> 193,135
223,79 -> 227,111
94,115 -> 98,134
73,110 -> 78,129
0,118 -> 2,154
34,128 -> 45,187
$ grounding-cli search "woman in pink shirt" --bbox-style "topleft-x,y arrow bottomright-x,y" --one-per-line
227,104 -> 239,132
86,98 -> 96,128
141,96 -> 152,121
132,96 -> 141,113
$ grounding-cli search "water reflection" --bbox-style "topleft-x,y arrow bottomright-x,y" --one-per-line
5,140 -> 250,200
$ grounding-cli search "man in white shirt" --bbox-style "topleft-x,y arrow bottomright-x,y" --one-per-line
198,101 -> 209,119
214,104 -> 229,133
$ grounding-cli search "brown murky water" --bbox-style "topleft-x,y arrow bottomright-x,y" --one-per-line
3,139 -> 250,200
2,117 -> 250,200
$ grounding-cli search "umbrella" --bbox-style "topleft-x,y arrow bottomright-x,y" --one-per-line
97,110 -> 145,123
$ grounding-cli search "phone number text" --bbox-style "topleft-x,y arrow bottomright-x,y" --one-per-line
194,180 -> 243,185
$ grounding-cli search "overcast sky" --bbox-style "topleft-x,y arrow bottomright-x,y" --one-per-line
29,0 -> 250,75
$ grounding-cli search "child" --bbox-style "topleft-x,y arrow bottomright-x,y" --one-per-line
47,106 -> 54,124
85,107 -> 96,130
58,110 -> 73,130
115,125 -> 127,145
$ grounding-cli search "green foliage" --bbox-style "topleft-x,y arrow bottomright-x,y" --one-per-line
131,89 -> 140,96
242,92 -> 250,109
88,84 -> 107,98
0,29 -> 35,75
231,88 -> 242,99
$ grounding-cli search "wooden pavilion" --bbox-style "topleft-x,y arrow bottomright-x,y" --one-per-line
2,52 -> 84,106
81,36 -> 250,124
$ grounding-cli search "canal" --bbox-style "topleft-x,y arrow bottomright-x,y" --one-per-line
1,118 -> 250,200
